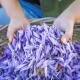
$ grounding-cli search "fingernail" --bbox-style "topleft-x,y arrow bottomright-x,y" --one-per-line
61,37 -> 67,44
9,38 -> 12,44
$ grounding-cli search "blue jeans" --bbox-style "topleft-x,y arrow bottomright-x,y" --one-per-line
0,0 -> 43,25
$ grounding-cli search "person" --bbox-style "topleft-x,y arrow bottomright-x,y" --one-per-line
0,0 -> 80,44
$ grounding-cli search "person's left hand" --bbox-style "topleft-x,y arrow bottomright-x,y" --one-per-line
54,13 -> 74,44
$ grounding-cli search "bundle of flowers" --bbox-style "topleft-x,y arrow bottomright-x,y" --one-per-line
0,23 -> 80,80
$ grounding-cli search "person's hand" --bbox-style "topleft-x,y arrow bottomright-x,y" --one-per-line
7,17 -> 30,44
0,0 -> 30,43
54,13 -> 75,44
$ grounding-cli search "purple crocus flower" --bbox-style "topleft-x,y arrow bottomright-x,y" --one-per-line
0,23 -> 80,80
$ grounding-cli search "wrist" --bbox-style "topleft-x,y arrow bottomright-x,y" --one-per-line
10,10 -> 25,20
60,9 -> 75,24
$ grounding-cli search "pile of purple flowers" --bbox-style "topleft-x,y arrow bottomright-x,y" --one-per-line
0,23 -> 80,80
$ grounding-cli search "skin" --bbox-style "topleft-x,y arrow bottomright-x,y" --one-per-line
0,0 -> 29,43
54,0 -> 80,44
0,0 -> 80,44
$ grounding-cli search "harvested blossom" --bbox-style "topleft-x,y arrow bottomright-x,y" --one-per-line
0,23 -> 80,80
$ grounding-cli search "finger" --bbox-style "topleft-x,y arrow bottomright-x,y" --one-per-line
61,28 -> 73,44
7,26 -> 16,44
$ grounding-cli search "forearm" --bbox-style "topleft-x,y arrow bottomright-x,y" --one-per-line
0,0 -> 25,19
59,0 -> 80,23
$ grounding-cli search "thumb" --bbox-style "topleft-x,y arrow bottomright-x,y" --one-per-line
7,26 -> 16,44
61,28 -> 73,44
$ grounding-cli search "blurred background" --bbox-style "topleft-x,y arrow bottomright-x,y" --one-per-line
40,0 -> 74,18
0,0 -> 77,25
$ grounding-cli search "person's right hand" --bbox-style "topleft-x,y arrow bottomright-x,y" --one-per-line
0,0 -> 30,43
7,17 -> 30,44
